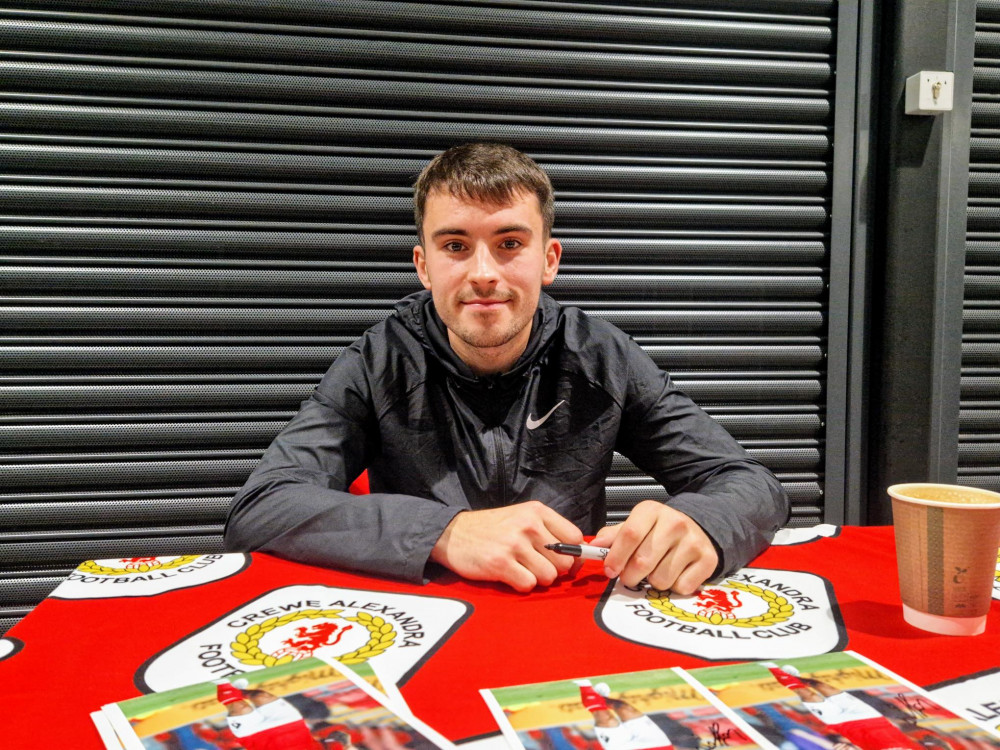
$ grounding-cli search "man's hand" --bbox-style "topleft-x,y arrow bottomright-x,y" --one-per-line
591,500 -> 718,594
430,501 -> 584,592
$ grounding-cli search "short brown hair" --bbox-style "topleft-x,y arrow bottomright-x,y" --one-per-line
413,143 -> 555,239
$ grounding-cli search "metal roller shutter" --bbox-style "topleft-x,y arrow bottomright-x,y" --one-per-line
0,0 -> 842,633
963,0 -> 1000,492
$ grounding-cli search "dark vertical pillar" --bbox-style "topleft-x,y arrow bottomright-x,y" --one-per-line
827,0 -> 877,525
869,0 -> 975,522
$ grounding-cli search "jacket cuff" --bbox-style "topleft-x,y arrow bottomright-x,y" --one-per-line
405,504 -> 467,584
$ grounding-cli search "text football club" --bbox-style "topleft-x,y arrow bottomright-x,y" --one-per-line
137,584 -> 472,692
598,567 -> 846,660
50,553 -> 250,599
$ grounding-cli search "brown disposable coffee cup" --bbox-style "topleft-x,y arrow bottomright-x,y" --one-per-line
888,483 -> 1000,636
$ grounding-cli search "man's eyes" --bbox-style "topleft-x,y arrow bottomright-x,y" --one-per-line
440,238 -> 524,252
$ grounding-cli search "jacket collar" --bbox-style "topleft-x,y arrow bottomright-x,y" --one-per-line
395,290 -> 561,386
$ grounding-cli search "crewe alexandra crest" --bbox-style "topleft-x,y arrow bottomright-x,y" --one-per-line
50,553 -> 249,599
136,584 -> 471,692
597,567 -> 846,661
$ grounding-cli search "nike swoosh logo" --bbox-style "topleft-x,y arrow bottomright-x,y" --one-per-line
526,399 -> 566,430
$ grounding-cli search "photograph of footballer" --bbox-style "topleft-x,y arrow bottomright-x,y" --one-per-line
689,651 -> 1000,750
100,656 -> 453,750
481,667 -> 757,750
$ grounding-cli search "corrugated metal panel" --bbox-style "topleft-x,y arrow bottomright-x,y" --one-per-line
0,0 -> 838,632
963,1 -> 1000,492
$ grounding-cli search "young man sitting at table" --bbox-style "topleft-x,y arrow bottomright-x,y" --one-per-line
225,142 -> 789,594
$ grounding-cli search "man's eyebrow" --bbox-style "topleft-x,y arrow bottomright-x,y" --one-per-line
430,227 -> 469,239
494,224 -> 533,235
430,224 -> 533,239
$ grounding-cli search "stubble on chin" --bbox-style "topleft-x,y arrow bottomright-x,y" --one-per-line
451,319 -> 525,350
441,289 -> 538,364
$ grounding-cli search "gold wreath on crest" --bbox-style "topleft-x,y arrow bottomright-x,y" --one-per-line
229,608 -> 396,668
77,555 -> 203,576
645,580 -> 794,627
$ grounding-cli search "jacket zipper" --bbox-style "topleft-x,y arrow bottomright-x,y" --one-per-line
482,376 -> 508,507
492,424 -> 507,507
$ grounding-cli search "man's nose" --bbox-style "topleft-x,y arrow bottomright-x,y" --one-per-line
468,243 -> 499,285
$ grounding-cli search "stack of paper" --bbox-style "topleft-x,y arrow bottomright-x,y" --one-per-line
93,655 -> 453,750
481,651 -> 1000,750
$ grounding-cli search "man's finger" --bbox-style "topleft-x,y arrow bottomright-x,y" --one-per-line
627,506 -> 695,588
512,543 -> 565,588
668,554 -> 718,595
498,558 -> 541,593
618,522 -> 675,588
523,502 -> 583,575
539,545 -> 578,576
602,502 -> 659,580
590,523 -> 619,549
644,538 -> 693,592
533,501 -> 585,544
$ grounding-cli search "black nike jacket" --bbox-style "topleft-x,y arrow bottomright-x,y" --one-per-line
225,291 -> 790,582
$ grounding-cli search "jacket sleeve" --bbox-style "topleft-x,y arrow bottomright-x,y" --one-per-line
615,338 -> 790,575
223,344 -> 464,582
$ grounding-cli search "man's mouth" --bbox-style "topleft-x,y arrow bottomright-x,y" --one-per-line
460,295 -> 512,307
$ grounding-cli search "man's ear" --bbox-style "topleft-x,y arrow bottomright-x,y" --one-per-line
413,244 -> 432,290
542,238 -> 562,285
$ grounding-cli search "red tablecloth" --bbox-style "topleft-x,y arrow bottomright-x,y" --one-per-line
3,526 -> 998,749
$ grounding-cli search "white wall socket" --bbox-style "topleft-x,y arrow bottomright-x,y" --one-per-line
905,71 -> 954,115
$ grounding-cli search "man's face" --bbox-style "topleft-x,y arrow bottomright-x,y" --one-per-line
413,188 -> 561,374
226,700 -> 253,715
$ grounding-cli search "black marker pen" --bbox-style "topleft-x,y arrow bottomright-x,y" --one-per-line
544,543 -> 610,561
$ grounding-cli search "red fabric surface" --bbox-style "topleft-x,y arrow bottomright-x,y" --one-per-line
348,470 -> 370,495
2,526 -> 998,750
